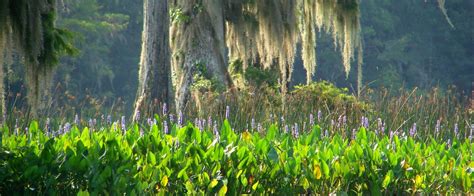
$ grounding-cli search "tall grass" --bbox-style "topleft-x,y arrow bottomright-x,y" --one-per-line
3,82 -> 472,141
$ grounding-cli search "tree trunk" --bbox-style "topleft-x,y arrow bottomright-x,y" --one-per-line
133,0 -> 171,119
171,0 -> 233,113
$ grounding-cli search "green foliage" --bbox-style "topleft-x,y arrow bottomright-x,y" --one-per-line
191,61 -> 226,92
170,7 -> 191,24
0,121 -> 472,194
292,81 -> 368,110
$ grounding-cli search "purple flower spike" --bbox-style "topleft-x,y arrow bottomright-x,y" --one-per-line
213,120 -> 219,140
169,114 -> 174,124
178,111 -> 183,127
251,118 -> 256,131
14,119 -> 19,135
470,124 -> 473,140
74,114 -> 80,125
64,123 -> 71,133
58,124 -> 63,135
454,123 -> 458,138
135,111 -> 141,121
361,116 -> 369,128
309,114 -> 314,126
317,110 -> 322,122
208,116 -> 212,130
435,119 -> 441,135
147,118 -> 153,126
162,103 -> 168,116
225,105 -> 230,119
107,115 -> 112,125
121,116 -> 126,131
293,123 -> 299,138
409,123 -> 417,137
163,121 -> 169,134
88,119 -> 94,128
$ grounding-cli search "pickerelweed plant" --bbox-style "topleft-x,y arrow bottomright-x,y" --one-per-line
0,115 -> 472,194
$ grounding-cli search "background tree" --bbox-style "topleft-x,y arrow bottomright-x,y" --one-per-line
0,0 -> 75,120
133,0 -> 172,119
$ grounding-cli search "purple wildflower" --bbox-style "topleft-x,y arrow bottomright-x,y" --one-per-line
121,116 -> 126,131
178,111 -> 183,127
361,116 -> 369,128
198,119 -> 204,131
46,118 -> 51,135
135,111 -> 140,121
435,119 -> 441,135
107,115 -> 112,125
225,105 -> 230,119
470,124 -> 473,140
88,119 -> 94,128
64,123 -> 71,133
194,118 -> 199,128
284,124 -> 289,134
213,120 -> 219,140
58,124 -> 63,135
454,123 -> 458,138
409,123 -> 417,137
208,116 -> 212,130
74,114 -> 80,125
147,118 -> 153,126
337,116 -> 342,128
381,122 -> 386,135
14,119 -> 19,135
309,113 -> 314,126
162,103 -> 168,116
163,121 -> 169,134
251,118 -> 255,130
317,110 -> 322,122
169,114 -> 175,124
293,123 -> 299,138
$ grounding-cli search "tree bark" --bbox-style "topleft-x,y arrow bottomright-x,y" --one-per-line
133,0 -> 171,119
171,0 -> 233,113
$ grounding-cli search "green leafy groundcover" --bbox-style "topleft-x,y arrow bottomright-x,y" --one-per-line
0,120 -> 472,195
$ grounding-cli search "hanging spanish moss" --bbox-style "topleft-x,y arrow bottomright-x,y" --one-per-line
225,0 -> 363,88
170,0 -> 233,111
0,0 -> 75,116
437,0 -> 454,29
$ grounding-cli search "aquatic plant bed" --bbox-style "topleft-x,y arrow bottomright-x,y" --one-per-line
0,121 -> 472,194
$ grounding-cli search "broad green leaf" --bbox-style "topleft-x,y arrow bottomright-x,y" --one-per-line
218,185 -> 227,196
382,170 -> 393,188
321,161 -> 330,178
